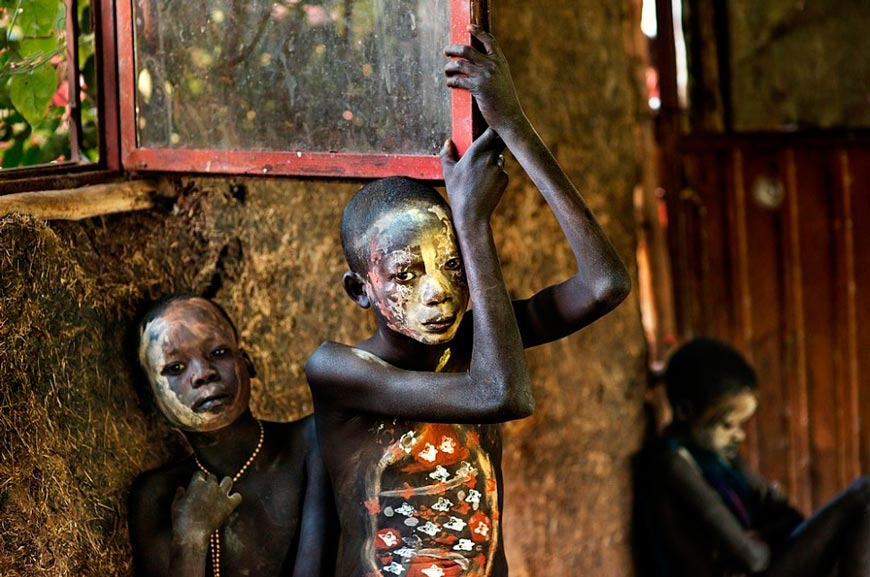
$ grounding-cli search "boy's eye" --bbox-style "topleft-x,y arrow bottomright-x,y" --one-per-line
444,257 -> 462,271
161,362 -> 185,376
394,271 -> 415,282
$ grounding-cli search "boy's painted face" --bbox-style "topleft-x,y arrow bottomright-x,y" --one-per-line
362,204 -> 469,345
689,389 -> 758,461
139,298 -> 250,432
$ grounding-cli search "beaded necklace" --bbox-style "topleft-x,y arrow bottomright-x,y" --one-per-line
193,419 -> 264,577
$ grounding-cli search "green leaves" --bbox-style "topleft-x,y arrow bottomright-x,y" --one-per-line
8,61 -> 56,126
2,0 -> 66,126
15,0 -> 63,38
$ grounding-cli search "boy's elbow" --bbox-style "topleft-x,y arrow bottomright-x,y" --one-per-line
594,267 -> 631,312
494,383 -> 535,421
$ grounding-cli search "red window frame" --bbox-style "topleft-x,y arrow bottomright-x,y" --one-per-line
115,0 -> 484,180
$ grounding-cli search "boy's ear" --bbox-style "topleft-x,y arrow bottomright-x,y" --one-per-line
343,271 -> 371,308
240,349 -> 257,378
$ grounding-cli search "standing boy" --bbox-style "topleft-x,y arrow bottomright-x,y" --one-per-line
130,294 -> 337,577
306,27 -> 630,577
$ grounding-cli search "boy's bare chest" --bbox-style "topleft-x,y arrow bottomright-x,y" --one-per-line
361,420 -> 503,577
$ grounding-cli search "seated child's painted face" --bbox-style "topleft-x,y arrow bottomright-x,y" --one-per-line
362,203 -> 469,345
688,389 -> 758,461
139,298 -> 251,432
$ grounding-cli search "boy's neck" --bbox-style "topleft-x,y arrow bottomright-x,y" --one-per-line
361,324 -> 454,372
184,410 -> 265,477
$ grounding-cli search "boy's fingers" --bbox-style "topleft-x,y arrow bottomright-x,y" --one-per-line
440,139 -> 458,161
446,76 -> 472,91
443,44 -> 482,63
472,127 -> 506,155
228,492 -> 243,509
440,139 -> 458,176
219,476 -> 234,494
444,59 -> 473,77
468,25 -> 497,54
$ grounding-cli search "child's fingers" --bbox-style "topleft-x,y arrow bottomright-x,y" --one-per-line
470,127 -> 506,156
227,492 -> 243,509
446,76 -> 473,91
468,25 -> 497,55
219,476 -> 235,494
439,139 -> 459,177
444,59 -> 474,77
443,43 -> 483,63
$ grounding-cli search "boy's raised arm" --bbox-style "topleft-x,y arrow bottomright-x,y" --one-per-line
445,27 -> 631,348
306,129 -> 532,423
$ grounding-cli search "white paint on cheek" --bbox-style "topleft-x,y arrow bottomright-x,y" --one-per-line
153,376 -> 208,428
142,318 -> 209,429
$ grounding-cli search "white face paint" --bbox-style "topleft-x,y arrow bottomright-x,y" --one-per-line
139,298 -> 250,432
689,389 -> 758,461
362,205 -> 469,345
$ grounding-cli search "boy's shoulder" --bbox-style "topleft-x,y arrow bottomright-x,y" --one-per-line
306,340 -> 390,385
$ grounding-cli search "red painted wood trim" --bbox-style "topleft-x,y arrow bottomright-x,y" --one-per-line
116,1 -> 480,180
116,0 -> 138,173
97,0 -> 121,171
450,0 -> 473,156
123,148 -> 443,180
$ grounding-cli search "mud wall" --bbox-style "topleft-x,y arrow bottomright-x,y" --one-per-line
0,1 -> 648,575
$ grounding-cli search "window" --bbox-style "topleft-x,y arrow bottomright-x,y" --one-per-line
2,0 -> 480,190
118,0 -> 483,179
1,0 -> 119,181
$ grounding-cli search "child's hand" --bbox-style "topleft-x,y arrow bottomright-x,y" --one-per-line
444,26 -> 524,132
440,127 -> 508,224
170,471 -> 242,545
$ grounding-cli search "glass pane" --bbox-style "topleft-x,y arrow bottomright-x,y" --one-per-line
0,0 -> 97,169
133,0 -> 452,155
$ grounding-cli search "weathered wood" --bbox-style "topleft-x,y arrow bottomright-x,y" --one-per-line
0,180 -> 157,220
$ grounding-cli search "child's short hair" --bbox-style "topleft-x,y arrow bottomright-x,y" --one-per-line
664,337 -> 757,418
340,176 -> 449,274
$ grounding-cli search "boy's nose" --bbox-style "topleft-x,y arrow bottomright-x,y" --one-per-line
421,274 -> 449,304
190,358 -> 219,388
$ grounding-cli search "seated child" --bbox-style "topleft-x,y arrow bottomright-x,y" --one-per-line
634,337 -> 870,577
305,26 -> 631,577
129,294 -> 337,577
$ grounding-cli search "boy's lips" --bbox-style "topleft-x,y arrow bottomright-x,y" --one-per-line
422,315 -> 457,332
193,393 -> 232,412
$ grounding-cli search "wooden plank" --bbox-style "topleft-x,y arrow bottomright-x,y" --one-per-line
738,147 -> 795,498
791,148 -> 841,506
832,149 -> 861,483
781,147 -> 813,512
847,148 -> 870,473
726,148 -> 761,470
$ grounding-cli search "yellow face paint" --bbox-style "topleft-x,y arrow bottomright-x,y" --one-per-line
363,205 -> 469,345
